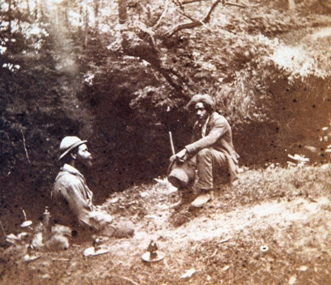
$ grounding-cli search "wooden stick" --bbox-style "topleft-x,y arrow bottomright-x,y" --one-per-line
21,129 -> 31,164
21,208 -> 27,221
169,132 -> 175,155
0,219 -> 6,237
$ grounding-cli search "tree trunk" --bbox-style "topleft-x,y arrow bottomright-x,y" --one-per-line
26,0 -> 30,15
34,0 -> 38,19
84,5 -> 88,47
94,0 -> 99,29
118,0 -> 127,24
79,5 -> 83,35
63,1 -> 69,27
8,0 -> 11,40
39,0 -> 45,21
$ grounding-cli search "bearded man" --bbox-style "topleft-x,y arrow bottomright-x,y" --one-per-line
52,136 -> 133,239
170,94 -> 239,207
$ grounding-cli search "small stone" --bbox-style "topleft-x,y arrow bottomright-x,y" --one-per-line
289,275 -> 296,285
41,274 -> 51,279
298,265 -> 308,271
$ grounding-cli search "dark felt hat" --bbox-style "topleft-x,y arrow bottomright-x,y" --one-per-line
168,159 -> 196,188
186,94 -> 215,112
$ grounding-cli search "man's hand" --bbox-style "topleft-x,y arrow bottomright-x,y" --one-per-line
169,148 -> 188,162
176,148 -> 188,161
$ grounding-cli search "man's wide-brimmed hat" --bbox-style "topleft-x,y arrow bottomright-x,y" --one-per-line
59,136 -> 87,160
186,94 -> 215,112
168,159 -> 196,189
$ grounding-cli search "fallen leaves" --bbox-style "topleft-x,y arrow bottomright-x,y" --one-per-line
181,268 -> 196,279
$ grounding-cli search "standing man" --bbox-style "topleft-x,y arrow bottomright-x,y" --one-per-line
171,94 -> 239,208
52,136 -> 134,239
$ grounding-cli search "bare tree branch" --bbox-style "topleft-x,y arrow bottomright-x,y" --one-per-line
135,20 -> 157,48
224,1 -> 248,8
165,0 -> 247,37
121,31 -> 192,100
204,0 -> 223,22
175,7 -> 214,32
165,21 -> 200,37
165,0 -> 221,37
172,0 -> 184,10
153,0 -> 169,29
182,0 -> 208,4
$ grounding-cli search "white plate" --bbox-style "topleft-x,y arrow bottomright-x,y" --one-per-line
142,250 -> 165,262
84,245 -> 110,257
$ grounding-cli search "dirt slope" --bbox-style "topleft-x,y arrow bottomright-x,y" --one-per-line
1,165 -> 331,284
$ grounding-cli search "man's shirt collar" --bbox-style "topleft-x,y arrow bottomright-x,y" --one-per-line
201,115 -> 210,137
61,163 -> 84,178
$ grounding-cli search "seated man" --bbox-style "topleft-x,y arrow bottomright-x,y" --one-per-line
51,136 -> 133,240
170,94 -> 239,207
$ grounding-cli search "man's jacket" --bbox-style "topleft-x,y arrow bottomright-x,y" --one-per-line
52,164 -> 96,228
185,112 -> 239,178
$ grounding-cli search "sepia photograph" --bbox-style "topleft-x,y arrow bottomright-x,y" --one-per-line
1,0 -> 331,284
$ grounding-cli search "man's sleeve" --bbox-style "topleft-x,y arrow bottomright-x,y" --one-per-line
60,178 -> 94,226
185,116 -> 229,154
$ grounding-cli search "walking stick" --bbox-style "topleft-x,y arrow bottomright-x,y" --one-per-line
169,131 -> 175,155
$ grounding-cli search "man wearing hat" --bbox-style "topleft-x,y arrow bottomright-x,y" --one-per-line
52,136 -> 134,239
169,94 -> 239,207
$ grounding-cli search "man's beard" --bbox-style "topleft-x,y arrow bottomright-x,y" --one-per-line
197,117 -> 208,124
76,158 -> 93,170
84,160 -> 93,168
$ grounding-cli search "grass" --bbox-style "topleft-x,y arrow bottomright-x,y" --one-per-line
223,164 -> 331,208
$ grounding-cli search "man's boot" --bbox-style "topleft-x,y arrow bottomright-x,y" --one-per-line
99,225 -> 134,238
191,189 -> 213,208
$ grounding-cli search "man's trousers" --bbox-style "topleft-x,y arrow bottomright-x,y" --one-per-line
189,148 -> 238,190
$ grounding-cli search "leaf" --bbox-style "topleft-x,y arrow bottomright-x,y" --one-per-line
181,269 -> 196,279
222,265 -> 230,271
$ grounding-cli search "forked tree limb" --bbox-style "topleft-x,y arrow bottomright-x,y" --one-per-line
173,0 -> 184,10
165,0 -> 247,37
175,8 -> 214,32
165,0 -> 221,37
